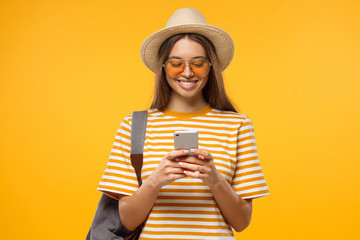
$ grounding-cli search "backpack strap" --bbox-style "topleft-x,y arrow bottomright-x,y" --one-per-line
130,111 -> 148,186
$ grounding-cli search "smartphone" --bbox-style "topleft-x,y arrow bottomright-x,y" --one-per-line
174,131 -> 198,152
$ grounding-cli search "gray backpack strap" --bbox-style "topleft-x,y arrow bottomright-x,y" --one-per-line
130,111 -> 148,186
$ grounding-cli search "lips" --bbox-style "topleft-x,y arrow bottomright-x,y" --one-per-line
177,80 -> 198,90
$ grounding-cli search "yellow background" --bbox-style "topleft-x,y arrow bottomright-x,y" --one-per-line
1,0 -> 359,239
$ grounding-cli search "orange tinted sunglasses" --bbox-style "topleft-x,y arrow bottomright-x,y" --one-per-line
163,58 -> 212,77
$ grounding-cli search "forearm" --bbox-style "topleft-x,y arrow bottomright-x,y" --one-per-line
119,149 -> 194,231
209,174 -> 252,232
119,177 -> 160,231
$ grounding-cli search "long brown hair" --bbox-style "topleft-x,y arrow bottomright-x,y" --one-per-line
150,33 -> 237,112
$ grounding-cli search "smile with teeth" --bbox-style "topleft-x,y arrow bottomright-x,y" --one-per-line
178,80 -> 198,88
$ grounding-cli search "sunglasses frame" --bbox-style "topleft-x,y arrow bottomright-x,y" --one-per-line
163,57 -> 212,77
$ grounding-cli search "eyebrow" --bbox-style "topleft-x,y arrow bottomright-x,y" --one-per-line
167,56 -> 207,60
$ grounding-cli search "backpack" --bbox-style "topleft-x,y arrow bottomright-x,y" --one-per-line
86,111 -> 148,240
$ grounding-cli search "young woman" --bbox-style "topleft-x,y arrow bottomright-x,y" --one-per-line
97,8 -> 269,240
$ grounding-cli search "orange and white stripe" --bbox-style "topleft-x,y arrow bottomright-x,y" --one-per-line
98,106 -> 269,239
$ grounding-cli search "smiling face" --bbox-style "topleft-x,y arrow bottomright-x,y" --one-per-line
165,37 -> 209,106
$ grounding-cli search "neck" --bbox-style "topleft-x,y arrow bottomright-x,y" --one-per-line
166,93 -> 208,112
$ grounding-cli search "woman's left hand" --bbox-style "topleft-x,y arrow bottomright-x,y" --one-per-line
178,148 -> 222,187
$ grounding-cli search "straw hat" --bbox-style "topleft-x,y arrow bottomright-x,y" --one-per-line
140,8 -> 234,73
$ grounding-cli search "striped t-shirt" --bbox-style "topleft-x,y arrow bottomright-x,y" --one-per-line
98,106 -> 269,239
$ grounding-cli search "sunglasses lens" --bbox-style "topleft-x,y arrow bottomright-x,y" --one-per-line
190,59 -> 210,76
165,60 -> 184,76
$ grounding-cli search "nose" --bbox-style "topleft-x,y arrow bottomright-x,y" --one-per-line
181,62 -> 194,78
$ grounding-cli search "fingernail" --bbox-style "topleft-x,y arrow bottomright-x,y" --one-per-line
184,170 -> 188,174
179,162 -> 184,166
183,149 -> 189,153
190,149 -> 196,152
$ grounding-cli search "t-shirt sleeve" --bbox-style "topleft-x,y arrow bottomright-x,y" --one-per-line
231,116 -> 270,199
97,115 -> 139,199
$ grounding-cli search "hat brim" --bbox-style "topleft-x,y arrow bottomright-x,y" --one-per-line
140,23 -> 234,73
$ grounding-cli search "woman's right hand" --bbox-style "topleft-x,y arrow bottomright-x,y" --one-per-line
119,149 -> 187,231
147,149 -> 188,189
